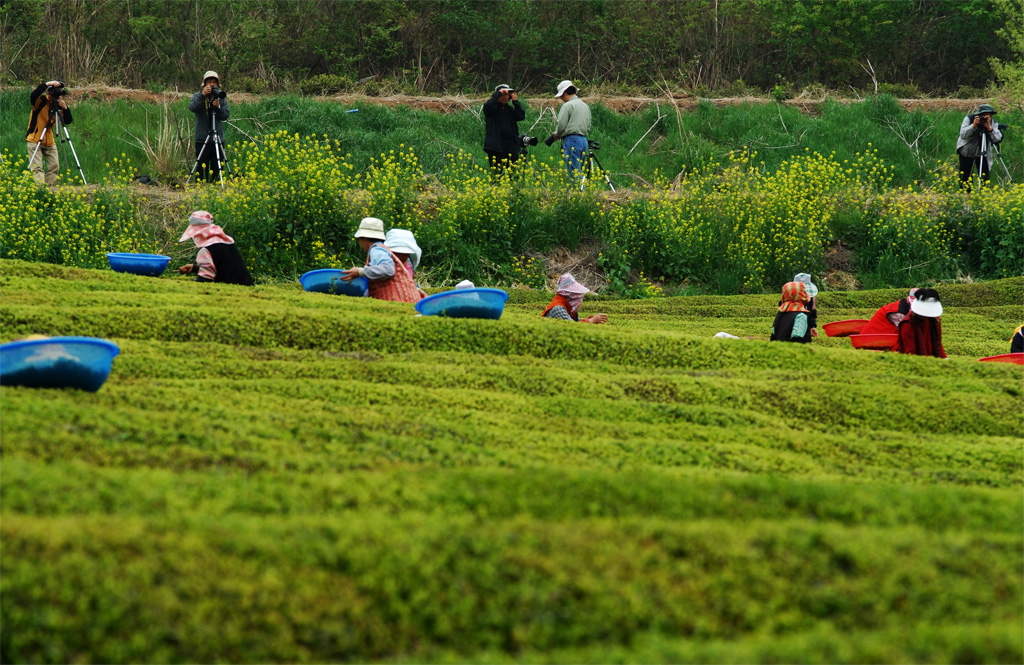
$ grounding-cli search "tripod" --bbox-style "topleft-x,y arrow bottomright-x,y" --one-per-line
579,140 -> 615,192
28,99 -> 87,185
976,123 -> 1014,189
187,101 -> 231,186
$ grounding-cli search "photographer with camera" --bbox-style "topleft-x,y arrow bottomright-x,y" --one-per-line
189,70 -> 230,183
548,80 -> 591,178
26,80 -> 73,186
483,84 -> 526,177
956,103 -> 1003,190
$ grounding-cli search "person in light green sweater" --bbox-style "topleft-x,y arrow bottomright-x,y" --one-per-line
550,79 -> 591,178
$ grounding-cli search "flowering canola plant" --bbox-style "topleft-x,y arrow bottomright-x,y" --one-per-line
3,135 -> 1021,294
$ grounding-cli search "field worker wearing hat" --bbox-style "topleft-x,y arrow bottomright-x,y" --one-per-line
550,80 -> 591,179
956,103 -> 1002,190
792,273 -> 819,337
893,288 -> 946,358
384,228 -> 427,300
483,84 -> 526,177
860,288 -> 919,335
542,273 -> 607,324
177,210 -> 254,285
770,281 -> 813,343
342,218 -> 422,303
1010,324 -> 1024,354
189,70 -> 230,183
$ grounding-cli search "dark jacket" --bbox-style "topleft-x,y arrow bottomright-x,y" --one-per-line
189,91 -> 230,142
27,84 -> 73,145
770,311 -> 812,343
483,91 -> 526,154
195,243 -> 254,286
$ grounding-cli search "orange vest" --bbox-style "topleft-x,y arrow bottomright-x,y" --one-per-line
366,244 -> 422,303
541,294 -> 578,320
26,97 -> 57,146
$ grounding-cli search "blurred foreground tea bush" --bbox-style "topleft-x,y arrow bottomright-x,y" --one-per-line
2,135 -> 1021,293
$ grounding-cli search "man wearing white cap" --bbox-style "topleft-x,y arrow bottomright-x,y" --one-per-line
342,217 -> 422,303
541,273 -> 607,324
188,70 -> 230,182
550,80 -> 591,178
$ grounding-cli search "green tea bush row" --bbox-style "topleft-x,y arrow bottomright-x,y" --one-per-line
2,513 -> 1019,662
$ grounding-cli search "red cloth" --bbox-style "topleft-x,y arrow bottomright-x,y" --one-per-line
894,313 -> 946,358
861,301 -> 902,335
542,294 -> 579,320
366,245 -> 422,303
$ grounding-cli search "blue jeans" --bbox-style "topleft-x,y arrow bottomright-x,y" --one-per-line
561,135 -> 588,179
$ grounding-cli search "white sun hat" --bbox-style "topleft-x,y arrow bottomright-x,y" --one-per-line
354,217 -> 386,241
202,70 -> 220,83
384,229 -> 422,268
910,291 -> 943,318
455,280 -> 475,289
554,80 -> 575,97
793,273 -> 818,298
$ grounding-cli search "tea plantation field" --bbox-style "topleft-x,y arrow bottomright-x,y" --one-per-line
2,260 -> 1022,663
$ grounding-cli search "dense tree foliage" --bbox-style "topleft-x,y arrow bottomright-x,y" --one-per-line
0,0 -> 1011,95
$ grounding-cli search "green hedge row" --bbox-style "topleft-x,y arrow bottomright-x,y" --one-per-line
3,514 -> 1020,662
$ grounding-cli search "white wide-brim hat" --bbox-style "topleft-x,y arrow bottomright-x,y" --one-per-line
554,80 -> 574,97
910,296 -> 943,318
203,70 -> 220,83
556,272 -> 590,294
384,229 -> 422,268
456,280 -> 475,289
354,217 -> 386,241
793,272 -> 818,298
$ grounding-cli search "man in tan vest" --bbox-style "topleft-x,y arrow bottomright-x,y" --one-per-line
26,80 -> 73,185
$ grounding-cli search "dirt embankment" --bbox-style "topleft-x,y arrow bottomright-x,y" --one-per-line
28,85 -> 994,115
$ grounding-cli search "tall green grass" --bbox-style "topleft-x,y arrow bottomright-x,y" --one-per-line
2,91 -> 1021,187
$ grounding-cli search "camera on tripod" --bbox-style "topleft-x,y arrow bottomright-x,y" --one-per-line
209,86 -> 227,100
47,84 -> 67,100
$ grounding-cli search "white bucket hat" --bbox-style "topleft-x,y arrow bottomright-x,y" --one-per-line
910,291 -> 943,318
456,280 -> 475,289
354,217 -> 386,241
793,273 -> 818,298
202,70 -> 220,84
384,229 -> 422,268
556,272 -> 589,295
554,80 -> 575,97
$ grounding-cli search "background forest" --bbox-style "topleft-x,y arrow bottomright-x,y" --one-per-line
0,0 -> 1019,97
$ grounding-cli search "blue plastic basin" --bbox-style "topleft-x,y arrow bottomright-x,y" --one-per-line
415,288 -> 509,320
106,253 -> 171,276
0,337 -> 121,392
300,269 -> 368,297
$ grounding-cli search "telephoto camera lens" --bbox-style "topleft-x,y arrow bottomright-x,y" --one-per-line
519,134 -> 539,147
544,135 -> 557,147
210,86 -> 227,100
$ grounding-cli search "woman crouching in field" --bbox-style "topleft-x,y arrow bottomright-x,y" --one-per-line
542,273 -> 607,324
177,210 -> 254,286
770,281 -> 813,343
893,288 -> 946,358
341,217 -> 422,304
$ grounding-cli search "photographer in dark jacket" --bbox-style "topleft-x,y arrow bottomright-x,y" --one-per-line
26,80 -> 73,185
483,84 -> 526,177
188,70 -> 230,182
